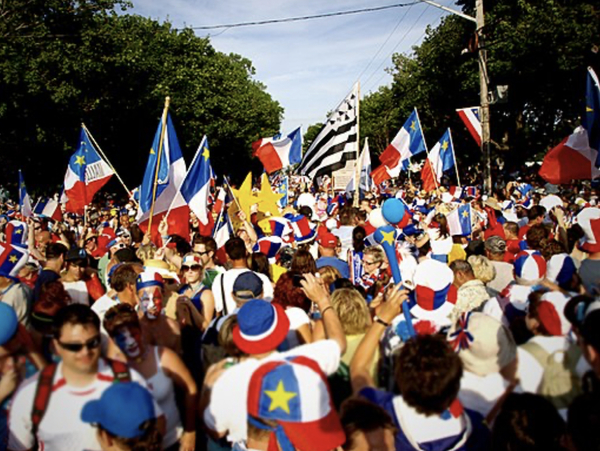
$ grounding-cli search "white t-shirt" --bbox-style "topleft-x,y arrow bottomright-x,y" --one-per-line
332,226 -> 354,262
212,269 -> 273,314
204,339 -> 341,443
458,371 -> 521,418
517,335 -> 570,394
8,359 -> 158,451
62,280 -> 90,305
279,307 -> 311,350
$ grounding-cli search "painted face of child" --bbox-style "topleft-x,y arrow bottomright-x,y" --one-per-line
114,326 -> 142,359
138,286 -> 163,320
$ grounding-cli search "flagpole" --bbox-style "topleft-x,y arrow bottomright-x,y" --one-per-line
81,123 -> 138,207
353,81 -> 361,208
148,96 -> 170,234
447,128 -> 461,187
223,176 -> 244,215
415,108 -> 439,191
18,170 -> 23,214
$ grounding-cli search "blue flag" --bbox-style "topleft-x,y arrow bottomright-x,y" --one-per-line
584,67 -> 600,166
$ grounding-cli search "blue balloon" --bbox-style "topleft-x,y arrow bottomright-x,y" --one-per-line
382,198 -> 405,225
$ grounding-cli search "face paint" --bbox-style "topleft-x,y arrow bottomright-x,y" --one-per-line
114,327 -> 142,358
139,287 -> 163,320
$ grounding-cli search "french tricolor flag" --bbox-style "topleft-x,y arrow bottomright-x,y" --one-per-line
180,136 -> 212,225
213,208 -> 233,265
253,127 -> 302,174
456,107 -> 482,147
33,198 -> 62,222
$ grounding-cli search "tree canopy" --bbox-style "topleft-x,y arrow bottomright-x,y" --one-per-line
0,0 -> 282,195
359,0 -> 600,175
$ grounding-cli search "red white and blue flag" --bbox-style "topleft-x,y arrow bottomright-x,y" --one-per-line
421,128 -> 456,192
180,136 -> 212,225
0,242 -> 28,280
456,107 -> 482,147
18,170 -> 32,218
254,127 -> 302,174
213,208 -> 233,264
33,198 -> 62,222
137,113 -> 189,243
62,128 -> 114,214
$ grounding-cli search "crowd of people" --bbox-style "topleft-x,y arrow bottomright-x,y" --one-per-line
0,174 -> 598,451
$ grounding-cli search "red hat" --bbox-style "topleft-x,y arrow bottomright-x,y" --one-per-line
317,232 -> 337,249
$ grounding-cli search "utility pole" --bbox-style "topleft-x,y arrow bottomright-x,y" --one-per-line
476,0 -> 492,194
419,0 -> 492,194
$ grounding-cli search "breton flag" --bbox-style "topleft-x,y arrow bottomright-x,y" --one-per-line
297,83 -> 358,179
18,170 -> 32,218
180,136 -> 212,225
346,138 -> 373,194
254,127 -> 303,174
137,112 -> 189,243
33,198 -> 62,222
62,128 -> 114,214
420,129 -> 456,192
371,108 -> 426,185
584,67 -> 600,166
447,203 -> 472,236
456,107 -> 482,147
538,126 -> 600,184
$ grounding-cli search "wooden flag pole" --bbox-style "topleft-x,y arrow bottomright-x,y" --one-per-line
148,96 -> 170,234
81,123 -> 138,208
447,128 -> 462,187
353,82 -> 361,207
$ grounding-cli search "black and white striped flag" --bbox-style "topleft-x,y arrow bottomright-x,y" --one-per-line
297,84 -> 358,179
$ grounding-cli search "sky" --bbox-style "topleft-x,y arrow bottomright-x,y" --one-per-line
126,0 -> 459,133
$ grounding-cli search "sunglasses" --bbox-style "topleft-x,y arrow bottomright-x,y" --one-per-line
182,264 -> 201,272
197,251 -> 210,256
57,335 -> 101,352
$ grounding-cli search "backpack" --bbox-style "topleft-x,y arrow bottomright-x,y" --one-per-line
31,359 -> 130,436
520,341 -> 583,410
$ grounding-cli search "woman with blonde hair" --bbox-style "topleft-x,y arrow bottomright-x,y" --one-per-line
467,254 -> 498,297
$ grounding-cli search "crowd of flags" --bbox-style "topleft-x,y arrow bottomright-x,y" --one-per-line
14,66 -> 600,244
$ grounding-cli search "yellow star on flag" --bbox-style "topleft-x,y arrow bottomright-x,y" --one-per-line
75,155 -> 86,166
381,229 -> 396,246
461,210 -> 469,218
410,121 -> 416,131
202,146 -> 210,161
232,173 -> 260,221
256,173 -> 283,217
14,229 -> 22,234
8,255 -> 17,263
587,106 -> 594,112
265,380 -> 297,414
441,140 -> 449,151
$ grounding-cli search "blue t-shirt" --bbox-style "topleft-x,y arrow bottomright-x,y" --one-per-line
316,256 -> 350,279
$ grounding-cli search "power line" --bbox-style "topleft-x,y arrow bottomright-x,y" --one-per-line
179,2 -> 421,31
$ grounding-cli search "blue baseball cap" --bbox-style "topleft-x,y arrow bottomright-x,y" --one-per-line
81,382 -> 156,439
0,303 -> 18,346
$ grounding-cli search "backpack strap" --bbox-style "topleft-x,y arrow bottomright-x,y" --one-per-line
31,363 -> 58,437
521,341 -> 551,368
107,358 -> 131,383
220,274 -> 228,316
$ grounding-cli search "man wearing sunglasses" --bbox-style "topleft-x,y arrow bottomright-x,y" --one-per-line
8,304 -> 159,451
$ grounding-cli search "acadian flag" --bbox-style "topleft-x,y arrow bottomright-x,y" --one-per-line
180,136 -> 212,225
18,170 -> 32,218
254,127 -> 302,174
278,176 -> 289,208
0,242 -> 28,280
447,203 -> 472,236
371,109 -> 426,185
584,67 -> 600,166
62,128 -> 114,214
33,198 -> 62,222
137,112 -> 189,243
346,138 -> 373,194
456,107 -> 482,147
213,208 -> 233,265
420,129 -> 456,192
5,221 -> 28,248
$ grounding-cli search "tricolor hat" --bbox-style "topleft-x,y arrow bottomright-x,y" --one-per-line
408,259 -> 457,325
514,250 -> 546,285
546,253 -> 577,289
5,221 -> 28,248
247,358 -> 345,451
81,382 -> 156,439
536,291 -> 571,336
268,218 -> 294,243
290,215 -> 316,244
254,236 -> 284,260
575,207 -> 600,253
233,299 -> 290,355
0,242 -> 28,281
136,270 -> 165,291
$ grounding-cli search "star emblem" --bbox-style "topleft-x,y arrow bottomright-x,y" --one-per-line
381,229 -> 396,246
264,380 -> 297,414
410,121 -> 416,131
75,155 -> 86,166
461,210 -> 469,218
14,229 -> 22,234
256,173 -> 283,217
150,148 -> 156,155
202,146 -> 210,161
8,255 -> 17,263
587,106 -> 594,113
441,140 -> 449,151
